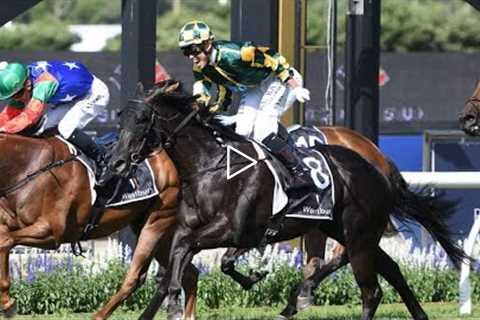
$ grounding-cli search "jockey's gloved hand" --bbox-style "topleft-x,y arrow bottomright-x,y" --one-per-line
215,114 -> 238,126
292,87 -> 311,103
208,104 -> 220,113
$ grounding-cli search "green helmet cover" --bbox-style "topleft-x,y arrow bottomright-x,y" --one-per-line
178,21 -> 214,48
0,62 -> 28,100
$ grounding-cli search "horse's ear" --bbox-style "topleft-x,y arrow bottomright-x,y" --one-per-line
163,81 -> 180,94
145,87 -> 163,104
135,82 -> 145,97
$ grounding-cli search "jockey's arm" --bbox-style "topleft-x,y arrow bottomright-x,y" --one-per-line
210,85 -> 232,113
0,99 -> 47,133
192,68 -> 213,107
0,78 -> 58,134
240,44 -> 309,102
240,45 -> 294,85
0,103 -> 22,128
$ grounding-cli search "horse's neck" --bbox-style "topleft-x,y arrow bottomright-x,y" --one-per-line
168,126 -> 229,175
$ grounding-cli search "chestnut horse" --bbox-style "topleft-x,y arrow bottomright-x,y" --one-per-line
459,80 -> 480,136
0,134 -> 198,320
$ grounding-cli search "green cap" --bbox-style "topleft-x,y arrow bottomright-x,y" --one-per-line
178,21 -> 214,48
0,62 -> 28,100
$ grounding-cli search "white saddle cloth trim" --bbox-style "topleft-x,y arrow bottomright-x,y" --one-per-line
56,136 -> 97,205
250,140 -> 288,215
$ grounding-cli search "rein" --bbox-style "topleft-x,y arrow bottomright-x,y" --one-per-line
163,107 -> 201,149
0,155 -> 78,198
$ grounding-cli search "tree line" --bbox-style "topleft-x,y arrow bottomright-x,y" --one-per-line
0,0 -> 478,52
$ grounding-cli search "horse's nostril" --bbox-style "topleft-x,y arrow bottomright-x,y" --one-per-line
459,114 -> 475,122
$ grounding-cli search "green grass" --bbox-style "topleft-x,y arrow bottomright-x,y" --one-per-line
11,302 -> 480,319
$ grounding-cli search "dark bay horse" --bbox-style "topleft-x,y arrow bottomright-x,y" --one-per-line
0,133 -> 198,319
459,80 -> 480,135
109,81 -> 470,320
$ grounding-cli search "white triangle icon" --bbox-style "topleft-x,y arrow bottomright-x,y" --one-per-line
227,145 -> 258,180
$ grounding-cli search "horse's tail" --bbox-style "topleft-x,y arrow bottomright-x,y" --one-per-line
387,158 -> 472,269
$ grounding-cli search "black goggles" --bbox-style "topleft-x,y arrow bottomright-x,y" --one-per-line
181,44 -> 204,57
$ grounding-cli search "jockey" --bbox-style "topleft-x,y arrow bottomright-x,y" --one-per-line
0,61 -> 109,169
179,21 -> 313,188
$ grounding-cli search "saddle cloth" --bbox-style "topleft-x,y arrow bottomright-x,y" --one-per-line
57,136 -> 159,207
250,125 -> 334,220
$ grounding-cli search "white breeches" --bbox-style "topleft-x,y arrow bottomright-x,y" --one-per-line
39,76 -> 110,138
235,68 -> 302,142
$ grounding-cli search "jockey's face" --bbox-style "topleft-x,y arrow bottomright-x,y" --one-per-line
183,41 -> 211,69
12,79 -> 32,102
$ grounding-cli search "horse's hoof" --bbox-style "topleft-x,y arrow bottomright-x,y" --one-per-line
296,295 -> 313,311
92,314 -> 104,320
0,300 -> 17,318
167,314 -> 183,320
167,309 -> 183,320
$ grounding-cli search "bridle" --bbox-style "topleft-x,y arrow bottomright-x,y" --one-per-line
125,97 -> 202,166
125,98 -> 159,168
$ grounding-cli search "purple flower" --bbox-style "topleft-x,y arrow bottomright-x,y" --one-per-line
26,256 -> 36,284
293,250 -> 303,269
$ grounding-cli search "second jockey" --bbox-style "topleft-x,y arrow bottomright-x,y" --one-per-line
0,60 -> 109,172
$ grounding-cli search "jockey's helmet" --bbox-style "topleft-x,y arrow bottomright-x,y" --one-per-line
0,62 -> 28,100
178,21 -> 214,48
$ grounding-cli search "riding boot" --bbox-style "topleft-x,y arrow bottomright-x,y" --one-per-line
67,129 -> 108,182
262,132 -> 315,190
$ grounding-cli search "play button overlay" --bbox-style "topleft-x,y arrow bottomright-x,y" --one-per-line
227,145 -> 258,180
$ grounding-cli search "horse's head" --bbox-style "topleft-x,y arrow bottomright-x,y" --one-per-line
459,81 -> 480,136
108,80 -> 195,178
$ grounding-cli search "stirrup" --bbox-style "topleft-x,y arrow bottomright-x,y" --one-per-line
80,223 -> 96,241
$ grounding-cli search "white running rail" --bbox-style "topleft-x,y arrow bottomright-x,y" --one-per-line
402,171 -> 480,189
401,171 -> 479,315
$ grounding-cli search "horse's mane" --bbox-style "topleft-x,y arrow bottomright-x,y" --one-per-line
148,80 -> 195,115
148,79 -> 246,143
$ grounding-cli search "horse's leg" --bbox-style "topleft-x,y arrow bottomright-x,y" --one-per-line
165,217 -> 235,320
303,229 -> 327,264
220,248 -> 268,290
166,227 -> 195,320
180,262 -> 198,320
276,252 -> 349,320
143,258 -> 199,320
0,226 -> 15,318
93,212 -> 176,320
9,220 -> 55,247
376,249 -> 428,320
345,223 -> 383,320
